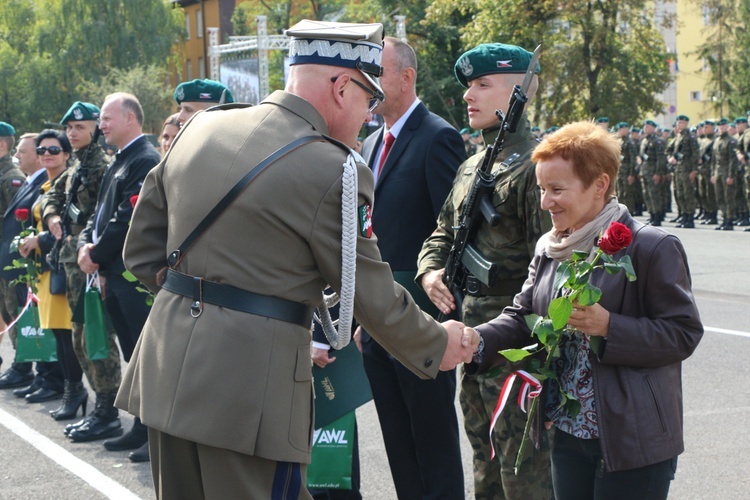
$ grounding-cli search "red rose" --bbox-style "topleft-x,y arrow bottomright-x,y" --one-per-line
15,208 -> 29,222
598,221 -> 633,255
130,195 -> 139,209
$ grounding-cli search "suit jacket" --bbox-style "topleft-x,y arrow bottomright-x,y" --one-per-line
474,213 -> 703,472
79,135 -> 160,275
116,91 -> 448,464
1,170 -> 49,281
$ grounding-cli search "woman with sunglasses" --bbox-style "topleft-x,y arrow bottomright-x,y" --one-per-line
20,129 -> 87,420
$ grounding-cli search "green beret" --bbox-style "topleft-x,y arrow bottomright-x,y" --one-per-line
717,117 -> 729,125
736,117 -> 748,124
676,114 -> 689,122
630,127 -> 641,132
531,126 -> 541,132
470,131 -> 481,138
644,119 -> 658,127
545,126 -> 559,134
454,43 -> 540,88
616,122 -> 629,129
60,101 -> 100,124
596,117 -> 609,123
174,79 -> 234,105
460,128 -> 471,134
704,119 -> 715,126
0,121 -> 14,137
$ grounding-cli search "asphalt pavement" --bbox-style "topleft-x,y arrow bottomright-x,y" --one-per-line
0,218 -> 748,499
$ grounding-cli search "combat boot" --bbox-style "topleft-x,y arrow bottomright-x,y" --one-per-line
738,213 -> 750,227
701,211 -> 718,225
669,213 -> 683,223
679,214 -> 695,228
716,219 -> 734,231
649,212 -> 662,226
68,392 -> 122,442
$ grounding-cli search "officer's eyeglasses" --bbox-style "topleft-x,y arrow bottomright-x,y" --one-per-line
331,76 -> 384,113
36,146 -> 63,156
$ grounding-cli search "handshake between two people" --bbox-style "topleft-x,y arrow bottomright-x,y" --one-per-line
439,320 -> 480,370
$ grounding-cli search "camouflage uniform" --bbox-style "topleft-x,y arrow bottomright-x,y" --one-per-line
698,133 -> 718,222
734,128 -> 750,225
711,131 -> 740,227
639,132 -> 667,223
41,146 -> 121,393
418,119 -> 553,500
666,128 -> 700,225
0,154 -> 26,346
616,135 -> 638,212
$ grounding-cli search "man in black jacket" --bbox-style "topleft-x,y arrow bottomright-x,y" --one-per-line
72,93 -> 160,462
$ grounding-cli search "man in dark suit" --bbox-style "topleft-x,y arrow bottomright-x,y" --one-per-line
0,132 -> 64,401
73,93 -> 160,460
358,37 -> 467,499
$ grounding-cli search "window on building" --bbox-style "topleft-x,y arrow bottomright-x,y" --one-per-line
690,91 -> 702,102
187,59 -> 193,80
185,12 -> 191,39
199,57 -> 205,79
197,10 -> 203,38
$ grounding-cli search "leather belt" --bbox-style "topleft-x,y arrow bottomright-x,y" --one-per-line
465,275 -> 526,297
162,269 -> 314,328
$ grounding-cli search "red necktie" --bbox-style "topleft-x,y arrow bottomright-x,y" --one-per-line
374,132 -> 395,180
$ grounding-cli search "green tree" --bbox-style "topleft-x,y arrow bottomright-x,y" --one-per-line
426,0 -> 673,128
0,0 -> 183,134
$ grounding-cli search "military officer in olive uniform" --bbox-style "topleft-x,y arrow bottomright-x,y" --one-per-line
418,44 -> 553,500
666,115 -> 700,228
174,78 -> 234,125
711,118 -> 740,230
638,119 -> 667,226
0,122 -> 27,384
42,102 -> 124,443
116,20 -> 477,498
615,122 -> 638,213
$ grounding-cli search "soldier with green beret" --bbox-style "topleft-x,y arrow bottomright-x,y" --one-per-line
0,121 -> 26,382
697,120 -> 719,224
615,122 -> 639,213
42,102 -> 125,444
666,115 -> 699,227
711,118 -> 739,229
419,42 -> 553,499
733,117 -> 750,227
174,78 -> 234,125
596,117 -> 610,130
638,120 -> 667,225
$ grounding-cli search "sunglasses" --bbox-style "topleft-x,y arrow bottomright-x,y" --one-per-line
36,146 -> 63,156
331,76 -> 385,113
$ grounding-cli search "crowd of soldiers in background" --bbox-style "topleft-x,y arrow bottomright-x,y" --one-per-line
460,115 -> 750,231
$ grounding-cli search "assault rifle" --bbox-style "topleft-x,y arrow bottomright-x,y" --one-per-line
47,126 -> 101,271
438,45 -> 540,321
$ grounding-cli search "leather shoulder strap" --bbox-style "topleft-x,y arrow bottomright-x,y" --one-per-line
168,134 -> 324,268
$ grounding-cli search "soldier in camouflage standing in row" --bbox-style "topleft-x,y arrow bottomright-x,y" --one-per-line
418,43 -> 553,500
711,118 -> 739,230
42,102 -> 123,441
698,120 -> 719,225
733,117 -> 750,227
638,120 -> 667,226
666,115 -> 700,228
615,122 -> 638,213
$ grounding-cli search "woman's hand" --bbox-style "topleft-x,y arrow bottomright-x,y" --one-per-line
567,303 -> 610,337
19,236 -> 39,258
421,269 -> 455,315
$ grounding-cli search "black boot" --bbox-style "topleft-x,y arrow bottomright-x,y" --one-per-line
650,212 -> 662,226
669,213 -> 683,223
50,381 -> 88,421
68,392 -> 122,442
701,211 -> 718,225
738,213 -> 750,227
129,442 -> 150,463
680,214 -> 695,228
104,417 -> 148,451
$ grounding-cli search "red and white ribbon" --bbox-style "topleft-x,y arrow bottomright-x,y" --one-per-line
0,286 -> 39,337
489,369 -> 542,459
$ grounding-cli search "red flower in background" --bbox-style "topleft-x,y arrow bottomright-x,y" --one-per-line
15,208 -> 29,222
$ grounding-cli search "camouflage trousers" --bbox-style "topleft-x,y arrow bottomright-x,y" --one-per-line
615,175 -> 636,213
674,169 -> 698,214
735,172 -> 748,215
641,174 -> 664,214
460,368 -> 553,500
65,264 -> 121,393
713,174 -> 736,220
698,171 -> 717,212
0,277 -> 20,348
